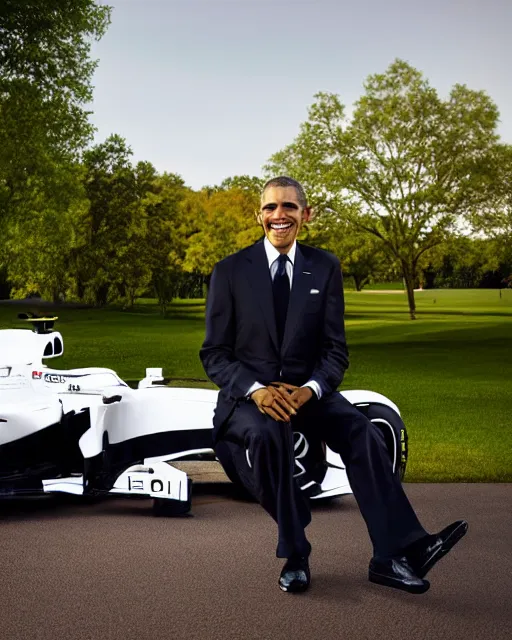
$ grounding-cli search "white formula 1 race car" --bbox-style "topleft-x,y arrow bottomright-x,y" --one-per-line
0,315 -> 408,516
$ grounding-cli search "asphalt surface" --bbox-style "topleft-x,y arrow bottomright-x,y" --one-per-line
1,484 -> 511,640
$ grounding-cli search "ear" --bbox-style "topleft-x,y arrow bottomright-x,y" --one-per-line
256,211 -> 263,226
302,206 -> 313,222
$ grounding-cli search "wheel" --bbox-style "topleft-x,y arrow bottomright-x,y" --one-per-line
152,479 -> 192,516
152,497 -> 192,517
354,403 -> 408,480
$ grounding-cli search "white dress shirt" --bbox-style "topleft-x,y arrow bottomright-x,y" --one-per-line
245,238 -> 322,400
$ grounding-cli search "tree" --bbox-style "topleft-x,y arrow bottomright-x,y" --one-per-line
424,235 -> 499,289
0,0 -> 111,227
319,223 -> 391,291
296,202 -> 394,290
143,172 -> 188,316
67,137 -> 189,312
469,144 -> 512,242
219,175 -> 264,195
73,135 -> 155,307
266,60 -> 501,318
183,186 -> 263,277
4,167 -> 88,301
446,144 -> 512,289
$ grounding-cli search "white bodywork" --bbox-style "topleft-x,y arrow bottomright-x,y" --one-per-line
41,462 -> 189,502
0,326 -> 402,508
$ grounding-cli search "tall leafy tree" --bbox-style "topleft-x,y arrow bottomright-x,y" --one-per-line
74,135 -> 154,306
469,144 -> 512,242
0,0 -> 111,226
4,164 -> 88,301
143,172 -> 188,316
266,60 -> 501,318
74,138 -> 189,310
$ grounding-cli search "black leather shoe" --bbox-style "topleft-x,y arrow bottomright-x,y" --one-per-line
369,557 -> 430,594
406,520 -> 468,578
279,555 -> 310,593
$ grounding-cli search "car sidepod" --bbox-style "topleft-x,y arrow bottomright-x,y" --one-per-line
0,388 -> 90,495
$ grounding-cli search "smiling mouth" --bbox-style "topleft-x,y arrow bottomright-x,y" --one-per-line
269,222 -> 294,231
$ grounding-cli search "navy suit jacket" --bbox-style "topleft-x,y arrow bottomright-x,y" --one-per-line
200,239 -> 350,443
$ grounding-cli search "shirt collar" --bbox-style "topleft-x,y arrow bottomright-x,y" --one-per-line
263,237 -> 296,267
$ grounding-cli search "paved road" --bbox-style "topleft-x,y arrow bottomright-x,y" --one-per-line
1,484 -> 511,640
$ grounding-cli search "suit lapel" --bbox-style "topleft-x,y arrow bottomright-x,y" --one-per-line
245,241 -> 280,353
281,244 -> 313,354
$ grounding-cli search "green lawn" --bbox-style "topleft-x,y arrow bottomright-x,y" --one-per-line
1,288 -> 511,482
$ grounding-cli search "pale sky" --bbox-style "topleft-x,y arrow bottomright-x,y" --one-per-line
89,0 -> 512,189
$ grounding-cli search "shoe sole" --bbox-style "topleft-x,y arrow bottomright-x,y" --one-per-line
369,572 -> 430,594
416,521 -> 469,578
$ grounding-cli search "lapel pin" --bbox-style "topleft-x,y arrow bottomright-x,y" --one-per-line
303,271 -> 311,275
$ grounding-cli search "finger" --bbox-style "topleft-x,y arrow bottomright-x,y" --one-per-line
273,388 -> 300,412
268,389 -> 297,415
273,394 -> 298,416
263,405 -> 287,422
273,385 -> 299,404
270,399 -> 293,421
269,384 -> 297,404
278,382 -> 300,391
266,393 -> 293,420
270,382 -> 299,394
289,390 -> 305,409
263,387 -> 298,416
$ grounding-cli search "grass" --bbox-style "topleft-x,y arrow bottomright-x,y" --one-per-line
1,288 -> 511,482
362,280 -> 406,290
343,278 -> 405,290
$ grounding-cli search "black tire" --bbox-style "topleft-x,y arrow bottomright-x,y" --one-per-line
152,479 -> 192,516
354,403 -> 408,480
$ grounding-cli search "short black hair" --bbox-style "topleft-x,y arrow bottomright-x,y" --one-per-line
262,176 -> 308,209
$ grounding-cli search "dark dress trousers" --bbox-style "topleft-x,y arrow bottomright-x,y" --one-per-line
200,239 -> 426,559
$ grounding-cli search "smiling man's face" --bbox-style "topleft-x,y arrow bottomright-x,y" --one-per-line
259,186 -> 312,253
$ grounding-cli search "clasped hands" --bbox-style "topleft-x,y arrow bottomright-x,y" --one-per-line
250,382 -> 313,422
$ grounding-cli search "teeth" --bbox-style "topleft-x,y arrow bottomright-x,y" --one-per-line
271,223 -> 292,230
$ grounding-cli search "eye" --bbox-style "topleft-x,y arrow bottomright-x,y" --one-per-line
262,204 -> 277,212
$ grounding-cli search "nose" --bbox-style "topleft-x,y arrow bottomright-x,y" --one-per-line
270,204 -> 287,218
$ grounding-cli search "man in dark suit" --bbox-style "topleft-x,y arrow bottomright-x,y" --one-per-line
200,176 -> 467,594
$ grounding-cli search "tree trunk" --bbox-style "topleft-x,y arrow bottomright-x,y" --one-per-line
126,289 -> 135,309
353,274 -> 369,292
401,262 -> 416,319
95,283 -> 109,307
